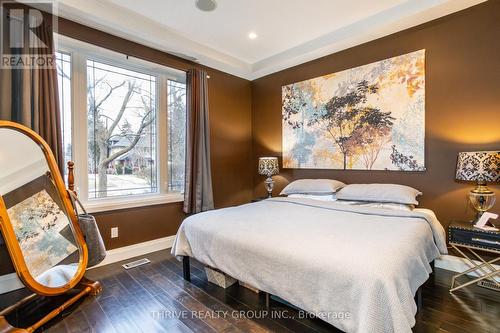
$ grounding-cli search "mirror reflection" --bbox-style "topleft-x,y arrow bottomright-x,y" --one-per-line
0,128 -> 80,288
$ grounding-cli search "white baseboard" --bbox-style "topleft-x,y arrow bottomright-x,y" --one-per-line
0,235 -> 176,294
88,235 -> 176,269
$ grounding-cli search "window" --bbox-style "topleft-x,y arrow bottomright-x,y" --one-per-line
56,36 -> 186,212
87,60 -> 158,198
167,80 -> 186,192
55,51 -> 72,178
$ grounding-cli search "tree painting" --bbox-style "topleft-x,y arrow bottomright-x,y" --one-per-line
308,80 -> 395,169
282,50 -> 425,171
282,84 -> 317,167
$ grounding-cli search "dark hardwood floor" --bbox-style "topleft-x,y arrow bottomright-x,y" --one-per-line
1,250 -> 499,333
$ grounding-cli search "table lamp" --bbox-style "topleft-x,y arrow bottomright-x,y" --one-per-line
258,157 -> 279,198
455,151 -> 499,220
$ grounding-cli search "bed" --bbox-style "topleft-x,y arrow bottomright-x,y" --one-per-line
172,197 -> 447,333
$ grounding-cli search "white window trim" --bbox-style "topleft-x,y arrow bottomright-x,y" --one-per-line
83,192 -> 184,214
57,34 -> 185,212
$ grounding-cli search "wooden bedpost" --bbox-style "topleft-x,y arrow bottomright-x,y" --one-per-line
67,161 -> 75,193
183,256 -> 191,282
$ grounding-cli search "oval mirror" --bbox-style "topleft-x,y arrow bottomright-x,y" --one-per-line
0,122 -> 88,295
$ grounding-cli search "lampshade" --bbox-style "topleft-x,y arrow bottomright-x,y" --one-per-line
258,157 -> 279,177
455,151 -> 499,183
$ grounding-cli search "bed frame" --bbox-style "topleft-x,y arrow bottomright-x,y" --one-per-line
181,256 -> 434,313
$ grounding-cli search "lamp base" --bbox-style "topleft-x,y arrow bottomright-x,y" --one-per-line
469,183 -> 496,221
264,177 -> 274,198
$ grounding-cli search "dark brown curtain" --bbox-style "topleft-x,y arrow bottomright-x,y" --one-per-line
0,6 -> 63,172
183,69 -> 214,214
0,5 -> 62,269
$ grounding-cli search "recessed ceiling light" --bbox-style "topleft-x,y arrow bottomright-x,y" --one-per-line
248,32 -> 258,40
195,0 -> 217,12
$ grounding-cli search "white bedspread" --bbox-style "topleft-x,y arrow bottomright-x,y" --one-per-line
172,197 -> 447,333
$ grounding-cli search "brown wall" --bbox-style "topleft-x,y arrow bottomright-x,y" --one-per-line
251,0 -> 500,227
92,203 -> 185,250
0,16 -> 253,275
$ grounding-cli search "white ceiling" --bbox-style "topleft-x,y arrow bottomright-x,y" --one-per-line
107,0 -> 406,64
56,0 -> 486,80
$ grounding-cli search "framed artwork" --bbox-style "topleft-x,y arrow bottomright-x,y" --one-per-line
282,49 -> 425,171
2,174 -> 78,277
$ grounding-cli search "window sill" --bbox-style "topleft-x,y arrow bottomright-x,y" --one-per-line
82,193 -> 184,214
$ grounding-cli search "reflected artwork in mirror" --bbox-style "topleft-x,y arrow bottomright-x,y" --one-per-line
0,126 -> 84,291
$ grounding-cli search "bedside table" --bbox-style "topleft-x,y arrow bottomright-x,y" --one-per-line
448,220 -> 500,292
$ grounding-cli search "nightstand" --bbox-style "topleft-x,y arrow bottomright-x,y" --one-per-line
448,220 -> 500,292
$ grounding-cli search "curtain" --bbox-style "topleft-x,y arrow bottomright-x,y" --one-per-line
0,7 -> 62,258
183,69 -> 214,214
0,8 -> 63,172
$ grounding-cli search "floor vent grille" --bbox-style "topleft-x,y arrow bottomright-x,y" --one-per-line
477,280 -> 500,292
122,258 -> 151,270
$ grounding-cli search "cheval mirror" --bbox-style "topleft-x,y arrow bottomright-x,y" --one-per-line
0,121 -> 101,333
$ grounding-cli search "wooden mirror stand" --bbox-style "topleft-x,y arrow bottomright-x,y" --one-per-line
0,161 -> 102,333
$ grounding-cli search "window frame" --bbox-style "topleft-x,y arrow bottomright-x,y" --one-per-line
56,35 -> 185,213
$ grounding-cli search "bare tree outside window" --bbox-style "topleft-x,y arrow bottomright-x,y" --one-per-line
87,60 -> 158,198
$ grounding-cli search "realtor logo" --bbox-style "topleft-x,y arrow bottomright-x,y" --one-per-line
1,1 -> 57,69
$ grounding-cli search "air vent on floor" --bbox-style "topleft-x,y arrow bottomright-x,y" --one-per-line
122,258 -> 151,270
477,280 -> 500,292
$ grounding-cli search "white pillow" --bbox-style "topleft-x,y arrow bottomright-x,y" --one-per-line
280,179 -> 345,195
336,184 -> 422,205
335,200 -> 413,211
288,193 -> 337,202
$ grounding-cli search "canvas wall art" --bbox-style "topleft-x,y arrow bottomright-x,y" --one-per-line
7,189 -> 78,278
282,49 -> 425,171
3,172 -> 79,278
